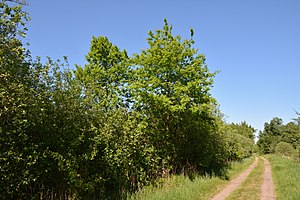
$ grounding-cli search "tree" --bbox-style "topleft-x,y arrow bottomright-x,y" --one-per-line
1,1 -> 84,198
282,122 -> 300,149
73,36 -> 160,197
130,19 -> 224,175
218,121 -> 254,161
257,117 -> 284,154
75,36 -> 129,111
228,121 -> 256,141
257,116 -> 300,154
0,0 -> 34,198
0,0 -> 30,78
1,5 -> 240,197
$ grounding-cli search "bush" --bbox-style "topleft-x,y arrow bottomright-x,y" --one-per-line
275,142 -> 295,157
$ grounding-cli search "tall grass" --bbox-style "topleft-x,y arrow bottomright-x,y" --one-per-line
128,157 -> 255,200
265,155 -> 300,200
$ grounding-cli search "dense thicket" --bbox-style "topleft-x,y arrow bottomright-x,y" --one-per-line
221,121 -> 255,161
0,1 -> 255,199
257,115 -> 300,155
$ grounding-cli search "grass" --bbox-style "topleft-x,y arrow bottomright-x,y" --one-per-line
265,154 -> 300,200
128,156 -> 255,200
226,157 -> 264,200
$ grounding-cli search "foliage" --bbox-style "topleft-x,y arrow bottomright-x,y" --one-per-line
1,1 -> 255,199
130,19 -> 227,176
128,157 -> 255,200
220,121 -> 255,161
275,142 -> 295,157
257,117 -> 300,154
75,36 -> 129,110
228,121 -> 256,141
0,0 -> 33,198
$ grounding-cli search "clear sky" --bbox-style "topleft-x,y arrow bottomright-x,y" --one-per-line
26,0 -> 300,133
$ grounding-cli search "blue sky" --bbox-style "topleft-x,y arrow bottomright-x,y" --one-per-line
26,0 -> 300,133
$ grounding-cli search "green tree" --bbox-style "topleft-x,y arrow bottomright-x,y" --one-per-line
75,36 -> 129,111
1,1 -> 85,198
220,121 -> 254,161
0,4 -> 237,197
257,117 -> 284,154
0,0 -> 30,79
130,19 -> 224,175
258,116 -> 300,155
73,36 -> 161,197
0,0 -> 34,198
228,121 -> 256,141
282,122 -> 300,149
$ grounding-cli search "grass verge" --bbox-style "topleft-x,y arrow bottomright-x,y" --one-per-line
226,157 -> 264,200
265,154 -> 300,200
128,156 -> 255,200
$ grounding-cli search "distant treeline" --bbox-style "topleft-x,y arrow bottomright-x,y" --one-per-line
0,1 -> 255,199
257,115 -> 300,158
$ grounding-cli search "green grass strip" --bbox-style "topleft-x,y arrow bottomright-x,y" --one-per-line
226,157 -> 264,200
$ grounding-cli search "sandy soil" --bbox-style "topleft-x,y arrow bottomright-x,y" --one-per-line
260,157 -> 275,200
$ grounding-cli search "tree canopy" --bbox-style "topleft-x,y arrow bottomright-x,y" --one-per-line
257,116 -> 300,154
0,1 -> 259,199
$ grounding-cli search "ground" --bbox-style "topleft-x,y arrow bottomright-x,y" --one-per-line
211,156 -> 275,200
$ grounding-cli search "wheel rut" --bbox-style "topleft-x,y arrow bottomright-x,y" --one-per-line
211,157 -> 258,200
260,157 -> 275,200
210,156 -> 276,200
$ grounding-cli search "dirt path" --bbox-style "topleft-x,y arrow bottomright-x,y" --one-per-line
260,157 -> 275,200
211,157 -> 258,200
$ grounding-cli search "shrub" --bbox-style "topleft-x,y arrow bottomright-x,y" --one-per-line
275,142 -> 295,157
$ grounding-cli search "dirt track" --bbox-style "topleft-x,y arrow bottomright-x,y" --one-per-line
210,156 -> 275,200
211,157 -> 258,200
261,157 -> 275,200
